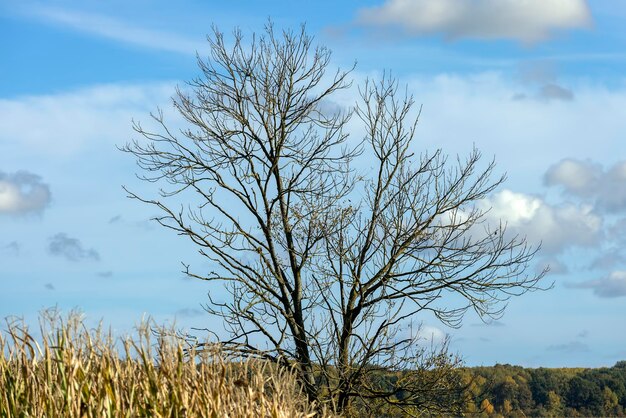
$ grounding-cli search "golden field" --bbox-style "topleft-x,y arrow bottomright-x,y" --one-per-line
0,311 -> 334,418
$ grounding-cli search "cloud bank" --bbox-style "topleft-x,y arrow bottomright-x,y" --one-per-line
542,159 -> 626,298
356,0 -> 591,42
0,170 -> 51,215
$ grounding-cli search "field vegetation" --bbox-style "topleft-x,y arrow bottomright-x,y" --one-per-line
3,311 -> 625,417
0,311 -> 334,417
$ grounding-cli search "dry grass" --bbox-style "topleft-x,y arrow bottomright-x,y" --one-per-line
0,311 -> 335,418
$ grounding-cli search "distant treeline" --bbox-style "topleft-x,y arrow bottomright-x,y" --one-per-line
458,361 -> 626,417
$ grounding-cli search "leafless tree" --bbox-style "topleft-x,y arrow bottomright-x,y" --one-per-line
122,23 -> 546,416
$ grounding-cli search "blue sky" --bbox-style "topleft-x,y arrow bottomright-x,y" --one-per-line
2,0 -> 626,367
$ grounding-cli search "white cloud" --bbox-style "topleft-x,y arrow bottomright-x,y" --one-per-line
485,189 -> 542,225
0,83 -> 175,157
544,159 -> 626,212
416,325 -> 446,344
356,0 -> 591,43
568,271 -> 626,298
27,6 -> 204,55
482,190 -> 602,253
544,158 -> 601,195
0,170 -> 51,215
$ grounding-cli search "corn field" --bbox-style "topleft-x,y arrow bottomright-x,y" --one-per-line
0,311 -> 333,418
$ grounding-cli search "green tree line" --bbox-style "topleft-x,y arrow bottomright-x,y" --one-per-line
457,361 -> 626,417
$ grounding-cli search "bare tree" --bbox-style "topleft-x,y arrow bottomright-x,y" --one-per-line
122,23 -> 545,416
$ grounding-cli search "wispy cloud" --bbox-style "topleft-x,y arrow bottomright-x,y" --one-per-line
48,233 -> 100,262
567,271 -> 626,298
0,170 -> 51,215
0,82 -> 176,157
547,341 -> 590,353
2,241 -> 21,256
511,84 -> 575,102
356,0 -> 592,43
588,250 -> 626,271
471,320 -> 506,327
538,83 -> 575,101
106,214 -> 157,230
25,6 -> 204,55
537,258 -> 569,275
175,308 -> 204,318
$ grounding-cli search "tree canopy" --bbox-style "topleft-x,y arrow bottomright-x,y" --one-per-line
123,23 -> 546,415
